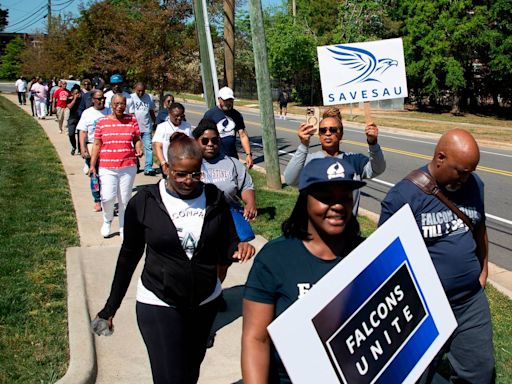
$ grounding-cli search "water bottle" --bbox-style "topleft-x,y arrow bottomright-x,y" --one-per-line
91,173 -> 100,193
91,316 -> 114,336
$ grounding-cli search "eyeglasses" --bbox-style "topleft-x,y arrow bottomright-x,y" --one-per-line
170,113 -> 185,120
83,82 -> 91,86
171,170 -> 202,181
318,126 -> 340,135
200,137 -> 220,145
93,97 -> 106,101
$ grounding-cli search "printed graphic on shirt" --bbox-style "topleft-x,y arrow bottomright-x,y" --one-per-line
217,117 -> 236,138
420,207 -> 479,239
204,168 -> 233,184
173,207 -> 205,258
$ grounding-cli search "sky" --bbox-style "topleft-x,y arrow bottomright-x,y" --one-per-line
2,0 -> 283,34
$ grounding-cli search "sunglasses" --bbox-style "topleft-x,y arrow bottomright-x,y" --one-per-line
93,97 -> 106,101
171,170 -> 202,181
318,126 -> 340,135
200,137 -> 220,146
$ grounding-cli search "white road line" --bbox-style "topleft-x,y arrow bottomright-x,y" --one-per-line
251,142 -> 294,157
251,141 -> 511,226
369,179 -> 512,225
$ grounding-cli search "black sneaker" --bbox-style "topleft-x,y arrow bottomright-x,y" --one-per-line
71,149 -> 76,156
206,332 -> 216,349
144,170 -> 157,176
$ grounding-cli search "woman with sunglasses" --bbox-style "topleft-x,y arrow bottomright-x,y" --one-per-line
92,132 -> 254,383
156,93 -> 175,125
88,94 -> 142,238
242,157 -> 366,383
283,114 -> 385,215
193,118 -> 257,223
153,102 -> 192,176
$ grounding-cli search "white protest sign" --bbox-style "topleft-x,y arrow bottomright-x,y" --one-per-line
267,204 -> 456,384
317,38 -> 408,106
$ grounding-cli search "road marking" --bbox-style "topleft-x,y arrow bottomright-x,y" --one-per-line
368,178 -> 512,226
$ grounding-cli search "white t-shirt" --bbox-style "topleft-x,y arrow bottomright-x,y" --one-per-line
136,180 -> 222,306
152,119 -> 192,162
104,90 -> 133,113
15,79 -> 27,92
76,106 -> 111,143
130,93 -> 155,133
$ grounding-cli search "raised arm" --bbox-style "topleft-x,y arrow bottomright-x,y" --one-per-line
362,123 -> 386,178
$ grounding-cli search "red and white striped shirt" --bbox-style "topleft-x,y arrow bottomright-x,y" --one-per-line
94,115 -> 141,169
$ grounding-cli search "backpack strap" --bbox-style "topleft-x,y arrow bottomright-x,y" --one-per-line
405,169 -> 474,232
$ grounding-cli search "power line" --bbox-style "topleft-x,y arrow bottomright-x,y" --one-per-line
53,0 -> 77,13
5,3 -> 46,28
6,12 -> 48,33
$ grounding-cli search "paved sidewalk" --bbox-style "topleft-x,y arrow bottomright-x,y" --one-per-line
3,94 -> 510,383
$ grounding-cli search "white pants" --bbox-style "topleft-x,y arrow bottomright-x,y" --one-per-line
35,99 -> 47,118
98,166 -> 137,230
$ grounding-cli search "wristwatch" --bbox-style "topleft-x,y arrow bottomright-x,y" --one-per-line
246,152 -> 253,156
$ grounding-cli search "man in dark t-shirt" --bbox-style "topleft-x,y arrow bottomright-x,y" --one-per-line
379,129 -> 494,384
203,86 -> 253,168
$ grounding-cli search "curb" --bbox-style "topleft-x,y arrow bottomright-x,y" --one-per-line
55,248 -> 97,384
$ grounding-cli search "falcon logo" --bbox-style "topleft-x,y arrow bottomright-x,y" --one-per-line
327,45 -> 398,86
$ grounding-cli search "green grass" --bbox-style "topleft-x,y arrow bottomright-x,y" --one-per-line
0,96 -> 79,383
250,169 -> 512,383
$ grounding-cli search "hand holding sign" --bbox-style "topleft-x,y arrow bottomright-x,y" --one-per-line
267,205 -> 456,384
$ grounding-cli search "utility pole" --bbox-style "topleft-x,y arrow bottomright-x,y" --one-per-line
47,0 -> 52,33
248,0 -> 281,190
192,0 -> 215,109
224,0 -> 235,89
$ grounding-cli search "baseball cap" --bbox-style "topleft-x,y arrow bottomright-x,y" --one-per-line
299,157 -> 366,191
218,86 -> 235,100
110,74 -> 124,84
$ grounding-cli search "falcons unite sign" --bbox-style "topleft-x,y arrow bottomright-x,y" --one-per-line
317,38 -> 408,106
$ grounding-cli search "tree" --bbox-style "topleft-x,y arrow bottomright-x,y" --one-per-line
394,0 -> 497,113
0,37 -> 25,79
0,5 -> 7,32
266,13 -> 318,103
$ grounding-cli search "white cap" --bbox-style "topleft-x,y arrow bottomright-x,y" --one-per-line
218,86 -> 235,100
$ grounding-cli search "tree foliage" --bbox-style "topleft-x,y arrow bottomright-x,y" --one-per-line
0,5 -> 7,32
0,37 -> 25,79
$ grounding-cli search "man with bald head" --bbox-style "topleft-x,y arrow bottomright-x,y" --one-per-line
379,129 -> 494,383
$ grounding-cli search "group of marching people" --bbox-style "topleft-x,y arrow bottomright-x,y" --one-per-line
37,74 -> 490,384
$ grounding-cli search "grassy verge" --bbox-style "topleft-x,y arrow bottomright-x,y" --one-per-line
250,169 -> 512,382
0,96 -> 79,383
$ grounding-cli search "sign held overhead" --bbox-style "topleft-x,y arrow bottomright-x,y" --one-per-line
317,38 -> 408,106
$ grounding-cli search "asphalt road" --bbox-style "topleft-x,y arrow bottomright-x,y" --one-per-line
181,102 -> 512,272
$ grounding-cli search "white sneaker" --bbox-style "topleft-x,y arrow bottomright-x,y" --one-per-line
101,221 -> 111,238
83,164 -> 89,175
119,227 -> 124,240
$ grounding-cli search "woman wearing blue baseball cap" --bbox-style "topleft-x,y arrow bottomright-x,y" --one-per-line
242,157 -> 367,383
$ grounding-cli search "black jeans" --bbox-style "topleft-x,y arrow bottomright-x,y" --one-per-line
17,92 -> 26,105
136,297 -> 220,384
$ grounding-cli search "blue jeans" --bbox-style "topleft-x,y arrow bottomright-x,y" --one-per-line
141,131 -> 153,173
85,157 -> 101,203
418,289 -> 495,383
